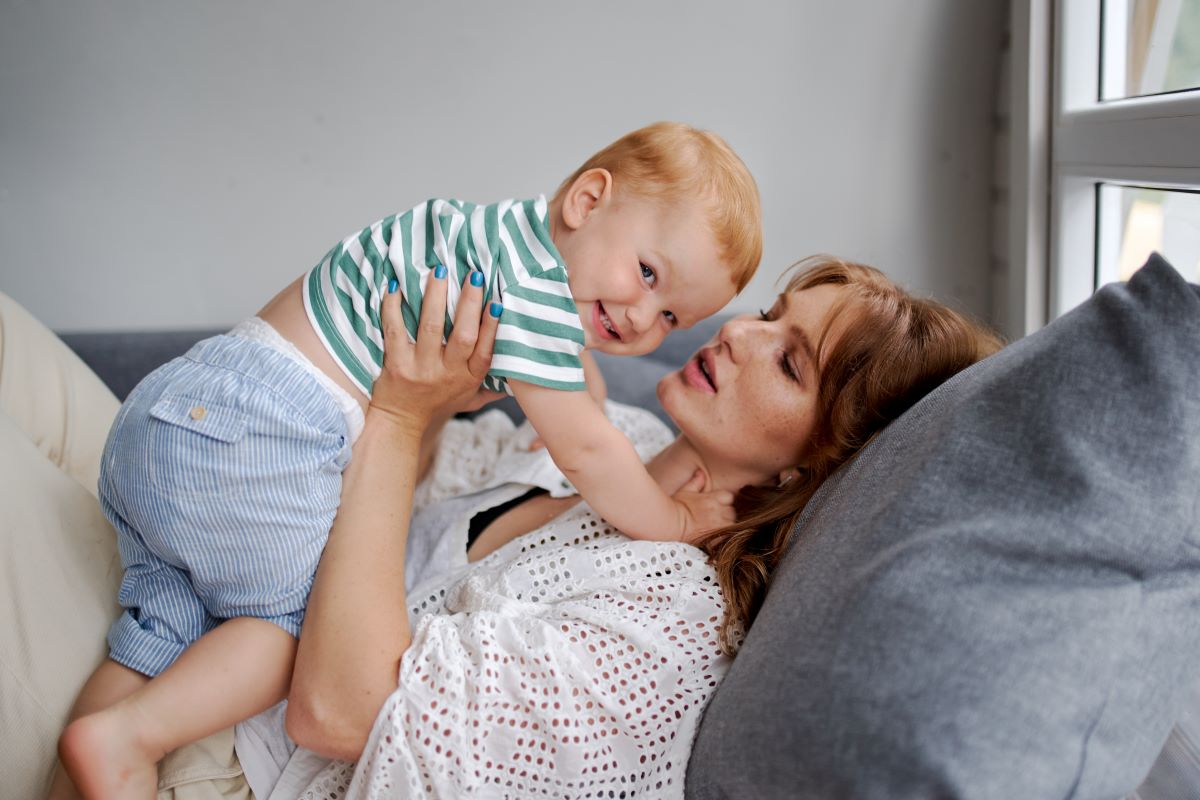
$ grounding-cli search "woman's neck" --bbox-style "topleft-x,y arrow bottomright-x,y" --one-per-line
646,436 -> 764,497
469,434 -> 760,562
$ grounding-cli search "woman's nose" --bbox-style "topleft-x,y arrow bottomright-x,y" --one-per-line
718,315 -> 761,363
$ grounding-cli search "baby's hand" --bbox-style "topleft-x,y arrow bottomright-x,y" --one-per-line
672,469 -> 735,542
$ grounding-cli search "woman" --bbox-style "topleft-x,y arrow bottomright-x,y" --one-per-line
276,256 -> 1001,798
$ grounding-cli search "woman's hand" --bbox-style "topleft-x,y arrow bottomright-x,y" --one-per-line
371,266 -> 502,433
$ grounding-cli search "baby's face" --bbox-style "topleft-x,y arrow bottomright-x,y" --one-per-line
556,194 -> 737,357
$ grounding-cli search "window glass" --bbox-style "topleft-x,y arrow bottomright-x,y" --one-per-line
1101,0 -> 1200,100
1096,184 -> 1200,285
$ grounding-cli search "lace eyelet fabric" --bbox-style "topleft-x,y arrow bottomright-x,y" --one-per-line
414,403 -> 676,513
301,504 -> 730,799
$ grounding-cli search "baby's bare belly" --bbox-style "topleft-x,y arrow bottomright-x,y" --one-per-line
256,277 -> 369,412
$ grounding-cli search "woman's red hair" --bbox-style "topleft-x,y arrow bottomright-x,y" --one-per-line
695,256 -> 1004,654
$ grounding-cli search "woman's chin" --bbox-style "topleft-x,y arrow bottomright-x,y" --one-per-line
654,375 -> 671,407
656,373 -> 689,428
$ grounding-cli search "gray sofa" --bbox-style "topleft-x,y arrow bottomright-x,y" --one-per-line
37,255 -> 1200,797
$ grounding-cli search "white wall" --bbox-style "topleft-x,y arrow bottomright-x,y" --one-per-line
0,0 -> 1005,332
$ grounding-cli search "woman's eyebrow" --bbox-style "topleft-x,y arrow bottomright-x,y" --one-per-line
791,324 -> 816,366
779,293 -> 816,364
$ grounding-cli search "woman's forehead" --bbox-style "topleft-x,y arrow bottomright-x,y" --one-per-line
777,283 -> 852,319
779,284 -> 864,356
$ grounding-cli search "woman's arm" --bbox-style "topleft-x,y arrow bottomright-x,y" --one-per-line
287,269 -> 499,759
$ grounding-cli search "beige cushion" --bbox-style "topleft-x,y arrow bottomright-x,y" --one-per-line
0,411 -> 122,797
0,291 -> 248,798
158,729 -> 250,800
0,290 -> 120,497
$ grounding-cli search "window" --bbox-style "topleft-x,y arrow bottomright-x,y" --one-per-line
1096,184 -> 1200,283
1048,0 -> 1200,320
1101,0 -> 1200,100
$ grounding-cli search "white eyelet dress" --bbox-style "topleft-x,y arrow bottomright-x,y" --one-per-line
293,403 -> 733,800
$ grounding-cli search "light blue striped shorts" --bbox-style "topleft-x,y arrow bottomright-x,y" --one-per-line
100,334 -> 352,677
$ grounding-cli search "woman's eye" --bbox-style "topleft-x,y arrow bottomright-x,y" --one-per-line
640,263 -> 657,286
779,352 -> 799,382
758,308 -> 769,321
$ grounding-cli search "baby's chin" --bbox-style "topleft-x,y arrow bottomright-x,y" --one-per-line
589,339 -> 656,358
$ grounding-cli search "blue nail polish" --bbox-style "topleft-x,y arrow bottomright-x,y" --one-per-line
470,271 -> 484,287
434,264 -> 447,279
490,302 -> 503,318
388,278 -> 398,294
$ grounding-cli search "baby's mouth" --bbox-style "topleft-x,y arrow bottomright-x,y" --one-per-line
597,302 -> 621,340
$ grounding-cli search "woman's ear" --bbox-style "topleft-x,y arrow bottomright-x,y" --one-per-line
777,467 -> 801,487
559,168 -> 613,231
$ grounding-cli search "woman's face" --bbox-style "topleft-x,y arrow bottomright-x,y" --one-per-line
656,282 -> 855,487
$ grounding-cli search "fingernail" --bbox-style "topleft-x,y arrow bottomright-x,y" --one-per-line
489,302 -> 503,318
470,271 -> 484,287
388,278 -> 398,294
434,264 -> 447,279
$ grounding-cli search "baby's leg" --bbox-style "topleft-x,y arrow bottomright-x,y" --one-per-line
58,618 -> 295,800
56,333 -> 351,797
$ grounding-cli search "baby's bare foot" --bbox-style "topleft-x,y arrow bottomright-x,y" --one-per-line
45,761 -> 83,800
58,709 -> 158,800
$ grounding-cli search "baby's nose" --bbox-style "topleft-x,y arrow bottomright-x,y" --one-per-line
626,300 -> 657,333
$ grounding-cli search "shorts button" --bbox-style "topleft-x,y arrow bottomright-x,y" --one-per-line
190,405 -> 207,421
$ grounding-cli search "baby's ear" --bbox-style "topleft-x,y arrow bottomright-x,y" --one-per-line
560,168 -> 613,230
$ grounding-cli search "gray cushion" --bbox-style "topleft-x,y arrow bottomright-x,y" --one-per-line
687,253 -> 1200,799
1133,673 -> 1200,800
60,329 -> 224,401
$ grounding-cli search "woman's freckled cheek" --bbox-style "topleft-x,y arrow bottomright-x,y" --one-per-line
761,405 -> 806,454
743,411 -> 779,443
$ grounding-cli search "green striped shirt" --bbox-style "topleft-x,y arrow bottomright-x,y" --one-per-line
304,196 -> 586,396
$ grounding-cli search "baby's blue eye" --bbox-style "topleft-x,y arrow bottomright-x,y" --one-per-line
663,310 -> 677,326
640,263 -> 657,286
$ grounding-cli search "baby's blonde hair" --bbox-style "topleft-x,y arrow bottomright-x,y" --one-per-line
553,122 -> 762,292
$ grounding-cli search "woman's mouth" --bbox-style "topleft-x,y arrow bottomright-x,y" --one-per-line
592,302 -> 621,341
683,351 -> 717,393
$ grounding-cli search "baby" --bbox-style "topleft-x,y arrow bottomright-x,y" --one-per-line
56,122 -> 762,798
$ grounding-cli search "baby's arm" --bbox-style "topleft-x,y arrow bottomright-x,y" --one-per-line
580,351 -> 607,407
510,380 -> 733,541
527,352 -> 606,452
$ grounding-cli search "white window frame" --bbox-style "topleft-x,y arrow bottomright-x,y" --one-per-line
1048,0 -> 1200,322
1007,0 -> 1054,336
